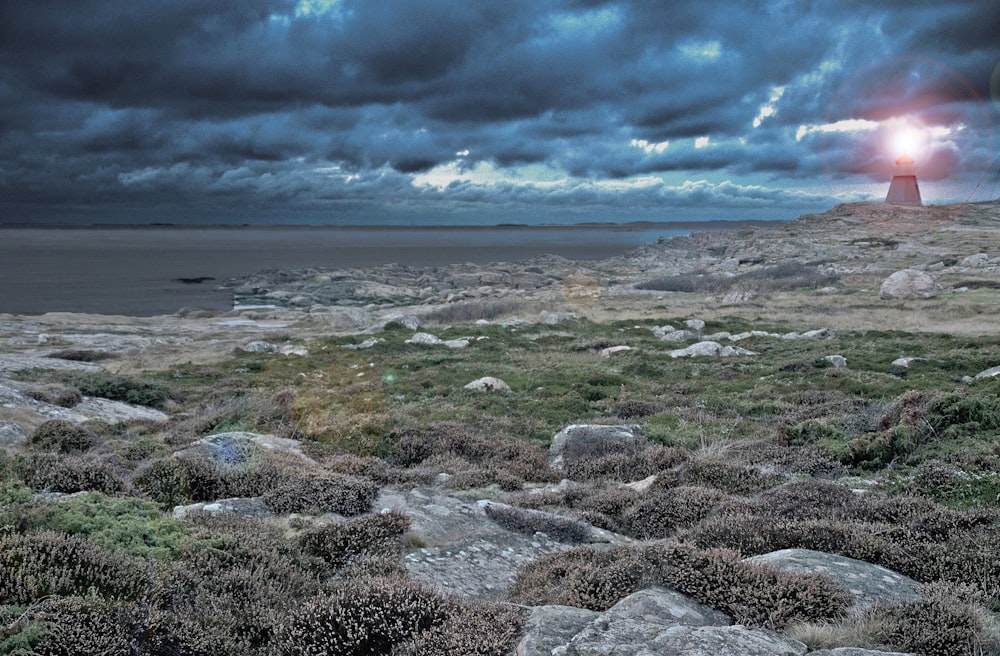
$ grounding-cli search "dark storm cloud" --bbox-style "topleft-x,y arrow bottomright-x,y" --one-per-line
1,0 -> 997,223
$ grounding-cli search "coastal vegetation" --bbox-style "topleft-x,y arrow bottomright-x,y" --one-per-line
1,312 -> 999,654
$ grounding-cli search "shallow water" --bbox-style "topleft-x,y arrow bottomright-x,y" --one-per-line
1,222 -> 765,316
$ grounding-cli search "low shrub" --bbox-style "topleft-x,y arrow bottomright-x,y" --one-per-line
865,583 -> 999,656
508,542 -> 851,628
26,419 -> 96,453
398,601 -> 528,656
273,576 -> 449,656
298,511 -> 411,568
69,372 -> 171,409
624,485 -> 728,539
674,459 -> 785,495
15,453 -> 127,495
4,596 -> 141,656
46,349 -> 117,362
262,475 -> 379,515
25,383 -> 83,408
0,530 -> 148,605
422,299 -> 526,324
483,503 -> 592,543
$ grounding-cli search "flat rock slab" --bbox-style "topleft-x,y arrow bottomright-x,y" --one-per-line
379,486 -> 570,597
746,548 -> 920,613
806,649 -> 916,656
562,587 -> 732,655
565,624 -> 807,656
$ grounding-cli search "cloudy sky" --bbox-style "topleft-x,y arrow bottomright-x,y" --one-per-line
2,0 -> 998,225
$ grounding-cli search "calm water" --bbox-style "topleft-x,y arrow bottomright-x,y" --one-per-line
1,222 -> 771,315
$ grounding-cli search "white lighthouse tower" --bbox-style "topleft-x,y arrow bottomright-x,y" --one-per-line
885,154 -> 922,205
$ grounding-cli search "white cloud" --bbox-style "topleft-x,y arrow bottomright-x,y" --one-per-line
694,136 -> 710,149
630,138 -> 669,154
753,85 -> 785,128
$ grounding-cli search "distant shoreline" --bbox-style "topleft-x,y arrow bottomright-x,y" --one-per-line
0,219 -> 784,231
0,220 -> 779,316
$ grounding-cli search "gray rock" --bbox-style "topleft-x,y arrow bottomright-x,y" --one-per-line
879,269 -> 941,299
174,431 -> 316,469
278,344 -> 309,356
891,357 -> 920,368
684,319 -> 706,333
974,365 -> 1000,380
566,623 -> 807,656
478,500 -> 627,545
406,332 -> 443,345
464,376 -> 511,392
342,337 -> 383,350
0,420 -> 27,448
660,330 -> 700,343
600,345 -> 634,357
720,290 -> 756,305
172,497 -> 273,519
549,424 -> 644,471
239,340 -> 278,353
806,649 -> 915,656
517,605 -> 600,656
562,587 -> 732,655
324,306 -> 371,331
824,355 -> 848,369
746,549 -> 920,613
668,341 -> 757,358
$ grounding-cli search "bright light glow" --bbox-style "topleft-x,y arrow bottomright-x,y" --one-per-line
891,126 -> 925,158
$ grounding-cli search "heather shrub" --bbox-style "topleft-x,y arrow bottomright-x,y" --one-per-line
672,458 -> 784,495
839,425 -> 915,470
564,444 -> 687,482
624,485 -> 728,539
422,299 -> 526,323
391,422 -> 553,484
26,419 -> 96,453
133,457 -> 190,507
754,479 -> 859,521
507,546 -> 650,610
509,542 -> 850,627
298,510 -> 411,568
398,601 -> 528,656
152,547 -> 314,655
643,542 -> 851,628
865,583 -> 999,656
69,372 -> 171,409
0,530 -> 147,604
483,502 -> 591,543
273,576 -> 449,656
262,475 -> 379,515
46,349 -> 116,362
15,452 -> 126,495
6,596 -> 142,656
25,383 -> 83,408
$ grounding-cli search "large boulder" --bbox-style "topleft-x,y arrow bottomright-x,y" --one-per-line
549,424 -> 644,471
879,269 -> 941,299
745,549 -> 919,614
517,605 -> 600,656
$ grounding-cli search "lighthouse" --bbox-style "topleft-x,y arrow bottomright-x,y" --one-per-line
885,154 -> 921,205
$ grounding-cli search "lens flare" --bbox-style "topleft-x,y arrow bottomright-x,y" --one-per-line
890,125 -> 926,159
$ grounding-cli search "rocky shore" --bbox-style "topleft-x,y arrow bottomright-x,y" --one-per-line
1,200 -> 999,655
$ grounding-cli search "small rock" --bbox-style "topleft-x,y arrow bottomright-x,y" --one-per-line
442,339 -> 470,348
240,341 -> 277,353
172,497 -> 273,520
891,357 -> 920,369
600,346 -> 634,357
825,355 -> 847,369
973,365 -> 1000,380
684,319 -> 705,333
464,377 -> 511,392
668,341 -> 757,358
623,474 -> 657,493
406,332 -> 443,345
342,338 -> 383,350
278,344 -> 309,357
